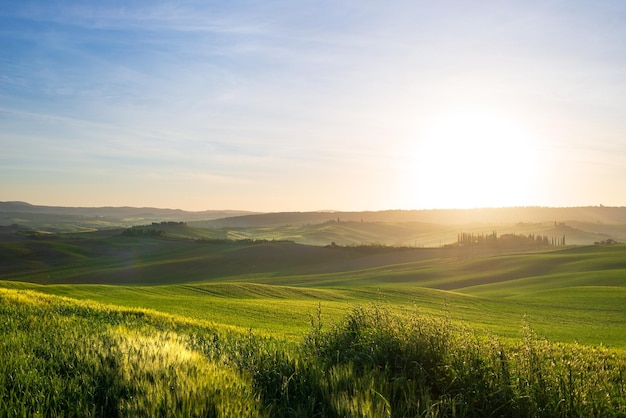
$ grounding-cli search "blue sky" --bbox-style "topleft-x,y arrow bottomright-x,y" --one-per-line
2,1 -> 626,211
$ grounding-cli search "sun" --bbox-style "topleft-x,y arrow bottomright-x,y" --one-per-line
407,107 -> 542,209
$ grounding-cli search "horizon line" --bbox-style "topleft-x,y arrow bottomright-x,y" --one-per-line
1,200 -> 623,214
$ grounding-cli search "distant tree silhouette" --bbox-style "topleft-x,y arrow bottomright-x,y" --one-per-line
455,231 -> 565,249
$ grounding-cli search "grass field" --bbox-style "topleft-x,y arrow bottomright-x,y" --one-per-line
1,234 -> 625,346
1,287 -> 624,417
1,230 -> 625,415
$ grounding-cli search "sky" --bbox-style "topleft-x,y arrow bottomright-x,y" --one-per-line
1,1 -> 626,212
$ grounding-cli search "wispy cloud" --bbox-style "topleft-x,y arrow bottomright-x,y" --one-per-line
3,1 -> 267,34
2,1 -> 626,209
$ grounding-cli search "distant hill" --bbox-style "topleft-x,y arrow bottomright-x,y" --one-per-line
186,220 -> 618,247
187,220 -> 455,247
0,236 -> 469,285
0,202 -> 257,232
195,207 -> 626,246
2,203 -> 626,245
4,202 -> 626,226
202,206 -> 626,227
2,230 -> 625,288
0,201 -> 255,220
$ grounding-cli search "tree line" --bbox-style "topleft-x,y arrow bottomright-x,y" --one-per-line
456,231 -> 566,248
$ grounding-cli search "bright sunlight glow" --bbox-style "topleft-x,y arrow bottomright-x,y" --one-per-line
408,107 -> 543,209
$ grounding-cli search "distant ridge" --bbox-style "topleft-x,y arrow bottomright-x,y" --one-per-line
2,203 -> 626,244
3,202 -> 626,227
203,206 -> 626,227
0,201 -> 257,221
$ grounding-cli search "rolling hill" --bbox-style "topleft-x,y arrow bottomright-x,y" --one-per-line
1,235 -> 624,347
3,202 -> 626,244
2,226 -> 624,291
200,206 -> 626,227
0,201 -> 256,232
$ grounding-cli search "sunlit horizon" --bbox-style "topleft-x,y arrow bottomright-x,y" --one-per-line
5,199 -> 624,215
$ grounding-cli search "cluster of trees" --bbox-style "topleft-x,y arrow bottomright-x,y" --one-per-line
325,242 -> 415,253
594,239 -> 619,245
456,231 -> 566,248
122,228 -> 165,237
198,238 -> 291,245
122,221 -> 187,237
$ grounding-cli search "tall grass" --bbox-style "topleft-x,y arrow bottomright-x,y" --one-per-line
308,306 -> 626,417
0,288 -> 261,417
1,288 -> 625,417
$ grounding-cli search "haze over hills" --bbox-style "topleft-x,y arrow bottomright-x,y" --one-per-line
0,201 -> 255,220
0,201 -> 258,232
201,206 -> 626,227
3,202 -> 626,224
2,202 -> 626,245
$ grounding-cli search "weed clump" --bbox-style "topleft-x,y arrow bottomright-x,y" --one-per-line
257,305 -> 626,417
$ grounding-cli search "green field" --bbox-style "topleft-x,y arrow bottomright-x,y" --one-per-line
1,226 -> 625,416
1,232 -> 624,346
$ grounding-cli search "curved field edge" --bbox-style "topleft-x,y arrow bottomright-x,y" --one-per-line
1,288 -> 625,417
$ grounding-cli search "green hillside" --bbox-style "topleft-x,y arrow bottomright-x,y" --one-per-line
0,231 -> 475,284
1,224 -> 626,415
2,231 -> 625,347
189,220 -> 456,247
187,219 -> 618,246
